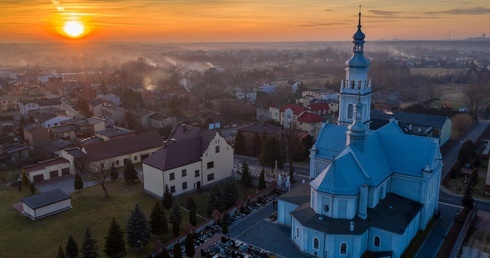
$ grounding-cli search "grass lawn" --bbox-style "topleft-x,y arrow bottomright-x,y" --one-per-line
0,179 -> 207,257
0,176 -> 259,257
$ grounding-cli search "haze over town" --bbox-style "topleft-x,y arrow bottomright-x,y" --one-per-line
1,1 -> 490,258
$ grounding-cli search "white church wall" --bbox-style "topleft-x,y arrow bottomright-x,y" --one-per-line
277,200 -> 298,226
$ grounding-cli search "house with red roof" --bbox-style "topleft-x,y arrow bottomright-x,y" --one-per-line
81,130 -> 163,169
142,124 -> 234,197
297,112 -> 325,138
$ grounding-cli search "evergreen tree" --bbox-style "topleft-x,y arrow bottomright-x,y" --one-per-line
173,242 -> 182,258
161,184 -> 174,210
207,184 -> 224,215
74,172 -> 84,192
461,184 -> 474,212
66,235 -> 79,258
470,168 -> 479,187
58,245 -> 67,258
104,218 -> 126,258
234,131 -> 246,155
162,185 -> 174,210
160,248 -> 170,258
189,208 -> 197,227
126,204 -> 151,249
240,161 -> 251,186
186,197 -> 196,211
80,228 -> 99,258
258,136 -> 285,169
169,202 -> 182,237
150,201 -> 167,237
123,160 -> 138,183
22,171 -> 29,186
110,164 -> 119,180
30,182 -> 36,194
184,233 -> 195,258
221,215 -> 228,236
258,169 -> 267,190
458,140 -> 476,165
223,180 -> 239,209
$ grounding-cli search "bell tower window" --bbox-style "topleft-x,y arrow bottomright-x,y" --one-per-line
347,104 -> 354,119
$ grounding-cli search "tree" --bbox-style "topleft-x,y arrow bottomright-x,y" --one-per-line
461,184 -> 474,212
458,140 -> 476,165
186,197 -> 196,211
80,228 -> 99,258
222,180 -> 239,209
207,184 -> 224,215
258,136 -> 285,170
74,172 -> 84,192
173,242 -> 182,258
258,169 -> 267,190
104,218 -> 126,258
240,161 -> 251,186
30,182 -> 36,194
184,233 -> 195,258
126,204 -> 151,249
452,113 -> 474,136
470,168 -> 479,187
110,164 -> 119,180
150,201 -> 168,237
160,248 -> 170,258
75,98 -> 92,118
87,160 -> 113,198
189,208 -> 197,227
161,184 -> 174,210
234,131 -> 246,155
66,235 -> 79,258
58,245 -> 67,258
221,214 -> 228,236
169,202 -> 182,237
283,122 -> 302,184
450,161 -> 462,179
22,170 -> 29,186
123,160 -> 138,183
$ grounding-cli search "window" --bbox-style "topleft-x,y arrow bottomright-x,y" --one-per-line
207,173 -> 215,181
182,182 -> 187,190
340,243 -> 347,255
313,238 -> 319,250
374,236 -> 380,248
169,172 -> 175,180
296,227 -> 300,239
134,156 -> 137,161
207,161 -> 214,169
195,170 -> 200,177
170,186 -> 175,193
347,104 -> 353,119
215,145 -> 220,153
116,160 -> 120,165
324,205 -> 329,212
182,169 -> 187,177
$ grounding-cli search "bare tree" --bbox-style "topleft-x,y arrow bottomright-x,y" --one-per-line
452,113 -> 474,137
87,159 -> 113,198
283,122 -> 302,184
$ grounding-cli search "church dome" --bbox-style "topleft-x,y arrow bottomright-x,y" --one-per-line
353,26 -> 365,41
346,54 -> 370,68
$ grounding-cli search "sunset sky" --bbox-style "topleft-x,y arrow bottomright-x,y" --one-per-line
1,0 -> 489,43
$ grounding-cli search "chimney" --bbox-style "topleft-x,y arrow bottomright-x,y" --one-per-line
358,184 -> 368,220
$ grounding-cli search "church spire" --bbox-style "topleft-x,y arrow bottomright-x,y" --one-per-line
338,8 -> 372,126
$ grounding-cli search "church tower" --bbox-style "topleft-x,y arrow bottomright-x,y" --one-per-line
338,9 -> 372,126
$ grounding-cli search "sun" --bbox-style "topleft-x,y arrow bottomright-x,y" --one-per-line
63,20 -> 85,38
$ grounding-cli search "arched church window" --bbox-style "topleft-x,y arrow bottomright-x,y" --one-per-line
351,80 -> 355,89
340,243 -> 347,254
347,104 -> 353,119
313,238 -> 319,250
374,236 -> 381,247
324,205 -> 329,212
296,227 -> 300,239
358,80 -> 362,89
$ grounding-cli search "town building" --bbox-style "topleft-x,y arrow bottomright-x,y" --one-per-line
21,188 -> 72,220
18,98 -> 62,115
23,157 -> 72,182
278,12 -> 442,258
142,124 -> 234,197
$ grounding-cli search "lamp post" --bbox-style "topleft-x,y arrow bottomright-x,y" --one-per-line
137,240 -> 141,258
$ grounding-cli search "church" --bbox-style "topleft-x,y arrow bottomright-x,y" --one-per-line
277,11 -> 442,258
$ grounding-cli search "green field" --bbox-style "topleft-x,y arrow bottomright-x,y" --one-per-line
0,180 -> 202,257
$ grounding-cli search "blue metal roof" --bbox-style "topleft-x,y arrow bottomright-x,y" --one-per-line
313,123 -> 347,160
311,120 -> 441,195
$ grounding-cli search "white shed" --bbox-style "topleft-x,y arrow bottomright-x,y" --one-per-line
21,188 -> 72,220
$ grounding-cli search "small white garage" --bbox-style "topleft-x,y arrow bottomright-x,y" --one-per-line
21,188 -> 72,220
